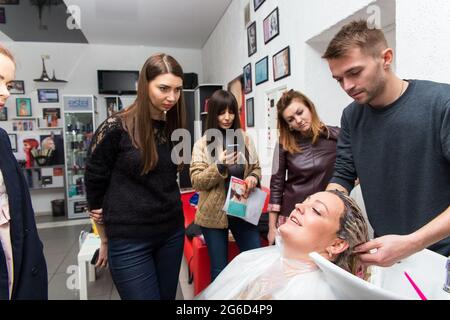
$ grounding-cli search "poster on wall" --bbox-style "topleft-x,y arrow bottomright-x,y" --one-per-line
263,7 -> 279,44
247,21 -> 257,57
273,46 -> 291,81
15,132 -> 40,161
9,80 -> 25,94
243,63 -> 252,94
16,98 -> 32,117
255,56 -> 269,85
246,97 -> 254,127
40,134 -> 65,165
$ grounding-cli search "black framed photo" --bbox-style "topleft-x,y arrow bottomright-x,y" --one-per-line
273,46 -> 291,81
246,97 -> 254,127
37,88 -> 59,103
16,98 -> 32,117
0,0 -> 20,4
255,56 -> 269,85
0,107 -> 7,121
263,7 -> 279,44
253,0 -> 265,11
9,80 -> 25,94
247,21 -> 257,57
7,133 -> 17,152
243,63 -> 252,94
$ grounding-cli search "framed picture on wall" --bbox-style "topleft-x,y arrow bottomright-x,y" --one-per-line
0,107 -> 7,121
16,98 -> 32,117
37,89 -> 59,103
273,46 -> 291,81
255,56 -> 269,85
243,63 -> 252,94
253,0 -> 265,11
263,7 -> 279,44
9,80 -> 25,94
246,97 -> 254,127
247,21 -> 257,57
7,133 -> 17,152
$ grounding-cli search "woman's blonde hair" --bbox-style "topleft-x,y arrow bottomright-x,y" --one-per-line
326,190 -> 369,279
0,44 -> 15,65
277,89 -> 328,154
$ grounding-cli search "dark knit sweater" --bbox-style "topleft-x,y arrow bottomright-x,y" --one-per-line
330,80 -> 450,255
84,116 -> 183,239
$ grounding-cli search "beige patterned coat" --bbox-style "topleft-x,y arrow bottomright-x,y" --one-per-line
190,133 -> 261,228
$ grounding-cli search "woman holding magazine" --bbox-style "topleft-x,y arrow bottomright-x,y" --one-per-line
190,89 -> 262,281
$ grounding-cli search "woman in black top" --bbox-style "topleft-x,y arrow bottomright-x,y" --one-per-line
85,53 -> 186,300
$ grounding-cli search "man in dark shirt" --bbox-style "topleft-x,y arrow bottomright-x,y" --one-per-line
322,20 -> 450,267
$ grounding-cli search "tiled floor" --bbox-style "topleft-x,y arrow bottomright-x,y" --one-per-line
36,215 -> 194,300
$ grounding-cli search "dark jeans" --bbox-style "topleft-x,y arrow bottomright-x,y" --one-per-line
201,216 -> 261,281
107,227 -> 184,300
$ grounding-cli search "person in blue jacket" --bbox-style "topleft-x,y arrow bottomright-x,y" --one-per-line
0,44 -> 47,300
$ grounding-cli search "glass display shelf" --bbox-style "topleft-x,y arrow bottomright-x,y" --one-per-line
63,95 -> 97,219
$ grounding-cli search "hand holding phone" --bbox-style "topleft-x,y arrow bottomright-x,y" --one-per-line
219,144 -> 239,166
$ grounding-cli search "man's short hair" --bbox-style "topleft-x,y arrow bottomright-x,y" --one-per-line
322,20 -> 388,59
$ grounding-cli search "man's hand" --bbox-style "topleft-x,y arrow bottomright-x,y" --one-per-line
354,234 -> 420,267
89,208 -> 103,224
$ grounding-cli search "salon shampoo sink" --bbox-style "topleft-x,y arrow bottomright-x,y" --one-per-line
309,249 -> 450,300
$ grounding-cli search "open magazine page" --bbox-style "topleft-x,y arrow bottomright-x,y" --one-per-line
223,176 -> 267,225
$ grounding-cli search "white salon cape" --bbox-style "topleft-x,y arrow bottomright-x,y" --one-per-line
197,244 -> 337,300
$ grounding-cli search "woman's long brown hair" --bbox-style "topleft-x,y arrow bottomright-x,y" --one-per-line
277,89 -> 328,154
118,53 -> 186,174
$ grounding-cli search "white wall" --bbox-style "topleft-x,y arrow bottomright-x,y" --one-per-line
1,41 -> 202,214
395,0 -> 450,83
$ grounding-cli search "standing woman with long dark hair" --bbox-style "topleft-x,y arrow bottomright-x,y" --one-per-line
85,53 -> 186,300
0,44 -> 47,300
190,90 -> 262,282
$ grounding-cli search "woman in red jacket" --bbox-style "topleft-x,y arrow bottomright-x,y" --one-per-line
268,90 -> 340,244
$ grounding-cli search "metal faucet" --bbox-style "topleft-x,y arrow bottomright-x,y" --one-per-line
444,257 -> 450,293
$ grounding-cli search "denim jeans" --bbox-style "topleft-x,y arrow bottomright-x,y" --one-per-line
107,227 -> 184,300
201,216 -> 261,281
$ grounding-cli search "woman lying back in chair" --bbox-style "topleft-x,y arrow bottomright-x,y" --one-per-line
197,190 -> 369,299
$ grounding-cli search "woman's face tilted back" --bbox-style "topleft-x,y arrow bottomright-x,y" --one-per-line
279,192 -> 345,257
147,72 -> 183,117
0,53 -> 15,110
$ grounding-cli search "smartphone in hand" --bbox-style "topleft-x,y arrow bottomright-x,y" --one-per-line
226,144 -> 240,155
90,248 -> 99,265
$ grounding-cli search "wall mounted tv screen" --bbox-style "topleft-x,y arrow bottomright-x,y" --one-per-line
97,70 -> 139,95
